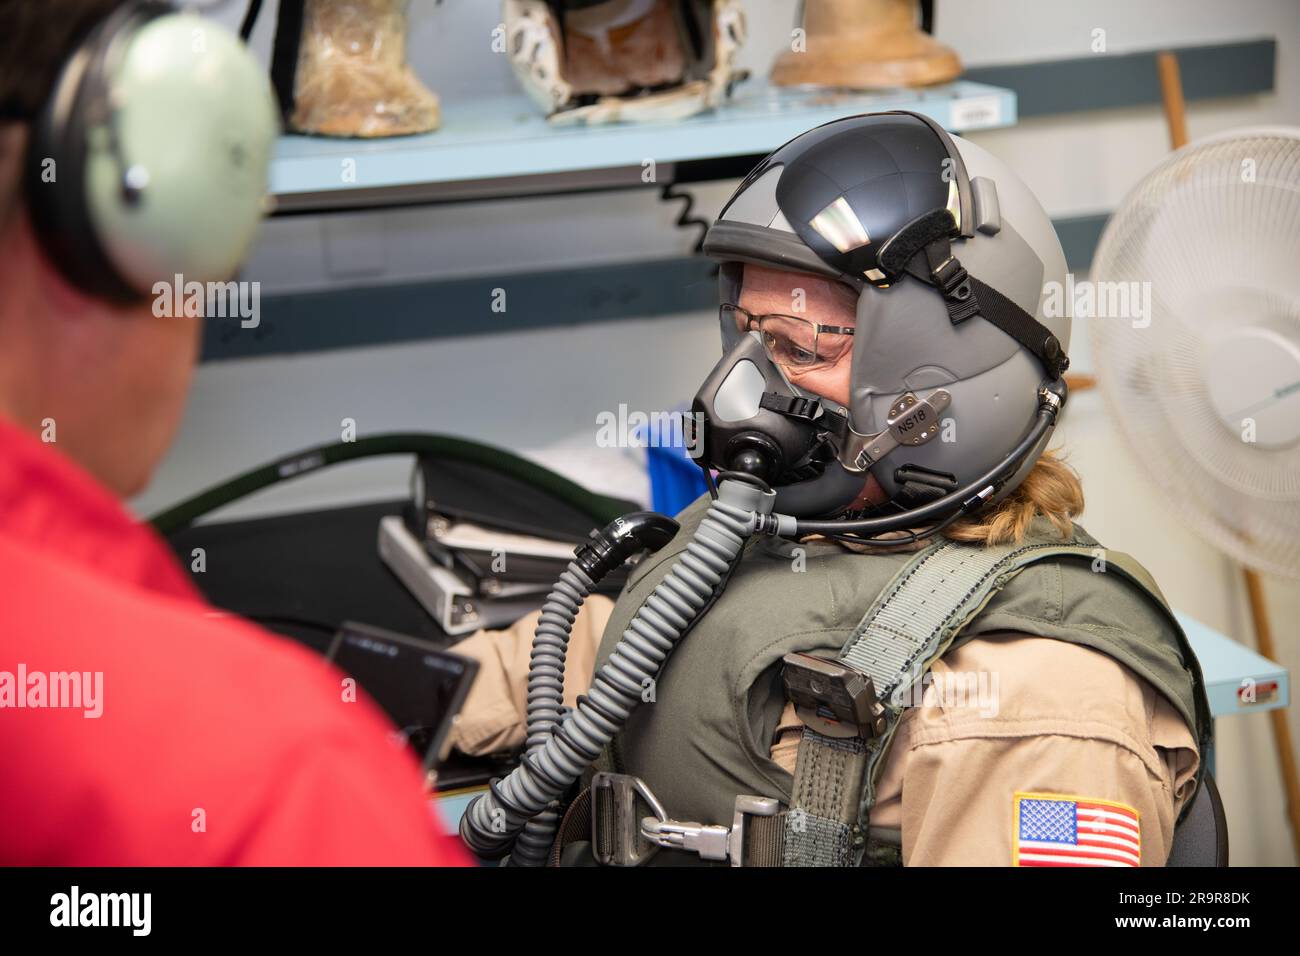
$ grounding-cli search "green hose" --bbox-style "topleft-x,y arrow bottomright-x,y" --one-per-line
149,432 -> 633,535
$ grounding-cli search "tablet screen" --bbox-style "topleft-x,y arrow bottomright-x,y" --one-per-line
326,622 -> 478,770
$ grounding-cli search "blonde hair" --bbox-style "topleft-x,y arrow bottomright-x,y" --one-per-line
941,448 -> 1084,546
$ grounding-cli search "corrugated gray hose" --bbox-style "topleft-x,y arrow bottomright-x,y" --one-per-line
510,560 -> 595,867
459,479 -> 774,861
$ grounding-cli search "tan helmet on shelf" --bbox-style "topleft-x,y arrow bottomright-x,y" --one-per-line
772,0 -> 962,90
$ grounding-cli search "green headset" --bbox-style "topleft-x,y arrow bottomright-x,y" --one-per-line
24,1 -> 278,303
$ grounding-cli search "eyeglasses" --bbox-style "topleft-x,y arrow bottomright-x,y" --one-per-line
721,304 -> 855,370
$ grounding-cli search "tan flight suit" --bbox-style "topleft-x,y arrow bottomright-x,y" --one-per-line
449,589 -> 1201,867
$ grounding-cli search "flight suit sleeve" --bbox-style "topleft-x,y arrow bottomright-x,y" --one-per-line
880,633 -> 1201,866
770,632 -> 1200,866
447,594 -> 613,755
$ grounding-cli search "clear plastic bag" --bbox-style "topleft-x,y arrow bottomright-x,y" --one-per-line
290,0 -> 439,138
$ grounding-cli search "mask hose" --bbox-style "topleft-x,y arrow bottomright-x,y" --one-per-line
510,512 -> 679,867
459,478 -> 774,861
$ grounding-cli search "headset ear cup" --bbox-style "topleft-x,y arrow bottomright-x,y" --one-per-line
24,5 -> 154,303
95,12 -> 277,297
25,4 -> 274,306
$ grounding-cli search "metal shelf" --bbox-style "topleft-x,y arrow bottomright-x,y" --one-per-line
1177,612 -> 1290,720
269,79 -> 1016,213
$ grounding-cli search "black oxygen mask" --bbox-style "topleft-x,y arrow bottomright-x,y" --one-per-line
691,333 -> 876,518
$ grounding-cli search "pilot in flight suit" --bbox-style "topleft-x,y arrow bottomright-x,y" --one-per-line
450,112 -> 1208,867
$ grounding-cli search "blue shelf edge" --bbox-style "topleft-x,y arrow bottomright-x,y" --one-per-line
269,79 -> 1017,199
1176,611 -> 1290,719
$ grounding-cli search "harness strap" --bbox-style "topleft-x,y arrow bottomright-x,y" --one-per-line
783,536 -> 1119,866
781,734 -> 868,866
743,813 -> 787,867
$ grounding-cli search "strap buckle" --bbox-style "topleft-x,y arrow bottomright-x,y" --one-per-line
593,772 -> 781,867
782,652 -> 887,739
839,389 -> 952,472
591,772 -> 668,867
931,254 -> 970,298
640,818 -> 731,861
923,240 -> 979,324
639,794 -> 781,866
730,794 -> 781,867
759,391 -> 822,421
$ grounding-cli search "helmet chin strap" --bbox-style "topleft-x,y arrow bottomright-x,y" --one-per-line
878,209 -> 1070,381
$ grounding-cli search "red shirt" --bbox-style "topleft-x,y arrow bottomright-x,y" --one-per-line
0,418 -> 469,865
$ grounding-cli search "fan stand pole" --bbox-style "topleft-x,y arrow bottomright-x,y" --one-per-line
1068,52 -> 1185,397
1155,51 -> 1190,151
1244,568 -> 1300,858
1157,49 -> 1300,861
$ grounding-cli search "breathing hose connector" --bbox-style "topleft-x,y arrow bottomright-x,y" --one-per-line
573,512 -> 680,581
459,478 -> 775,861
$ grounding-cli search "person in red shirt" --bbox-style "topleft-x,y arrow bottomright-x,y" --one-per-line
0,1 -> 468,866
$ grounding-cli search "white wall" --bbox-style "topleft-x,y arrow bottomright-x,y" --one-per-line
142,0 -> 1300,865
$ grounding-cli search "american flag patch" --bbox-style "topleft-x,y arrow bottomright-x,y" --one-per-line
1013,792 -> 1141,867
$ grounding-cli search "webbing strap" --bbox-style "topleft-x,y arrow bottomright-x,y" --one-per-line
965,275 -> 1069,379
899,254 -> 1068,379
781,734 -> 867,866
744,814 -> 786,867
783,537 -> 1105,866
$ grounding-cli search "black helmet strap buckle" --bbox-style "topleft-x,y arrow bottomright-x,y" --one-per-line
758,391 -> 822,422
876,209 -> 980,323
918,236 -> 980,324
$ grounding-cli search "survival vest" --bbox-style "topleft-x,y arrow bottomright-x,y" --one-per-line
574,495 -> 1211,866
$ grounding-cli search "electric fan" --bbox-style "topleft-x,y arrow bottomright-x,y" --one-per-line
1090,127 -> 1300,582
1090,122 -> 1300,862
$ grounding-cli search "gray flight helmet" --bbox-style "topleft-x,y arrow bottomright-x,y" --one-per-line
704,111 -> 1070,512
